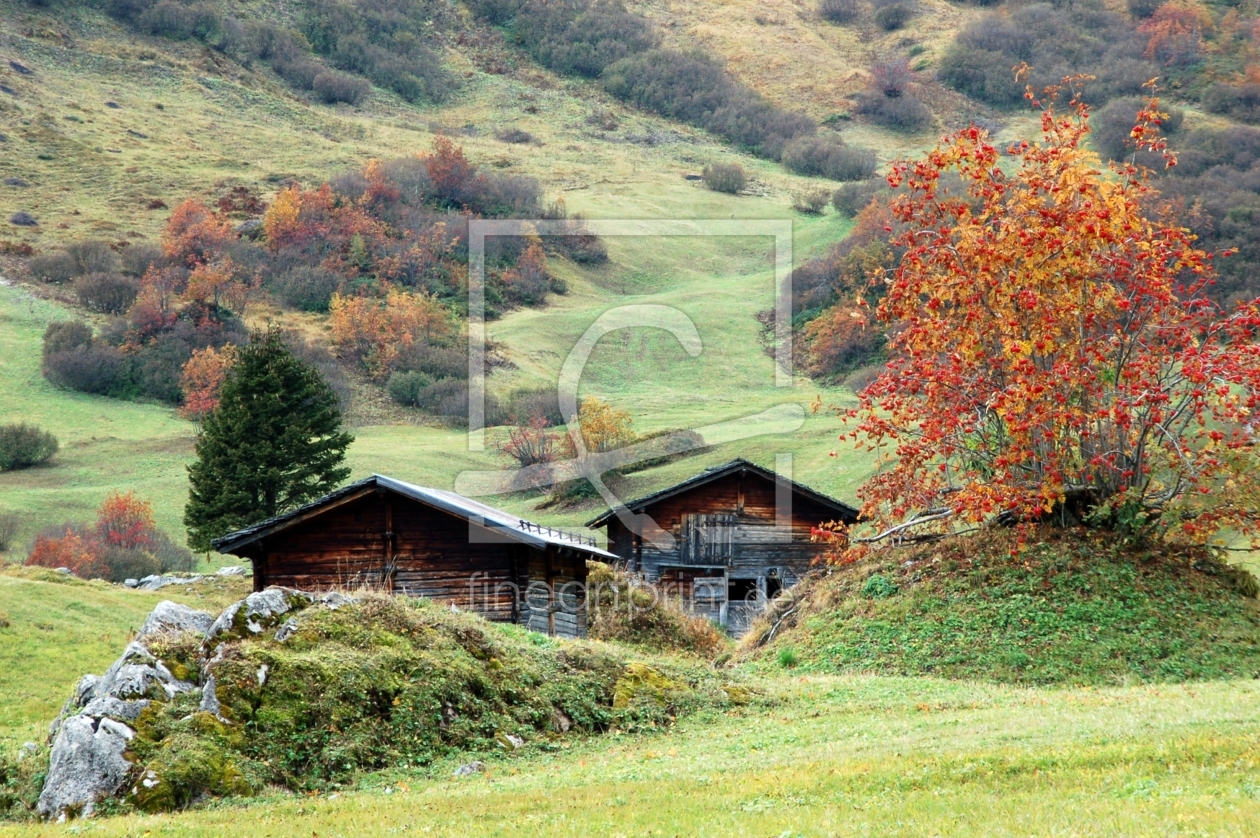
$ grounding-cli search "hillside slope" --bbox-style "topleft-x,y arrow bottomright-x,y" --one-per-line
741,530 -> 1260,685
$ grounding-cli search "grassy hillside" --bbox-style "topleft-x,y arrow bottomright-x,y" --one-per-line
3,672 -> 1259,835
0,566 -> 249,748
741,530 -> 1260,685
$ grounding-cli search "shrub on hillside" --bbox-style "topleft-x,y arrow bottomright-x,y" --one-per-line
42,321 -> 93,356
0,424 -> 59,471
873,0 -> 912,31
65,240 -> 120,276
1128,0 -> 1162,17
43,344 -> 133,397
780,135 -> 877,181
792,188 -> 831,214
27,251 -> 77,284
602,49 -> 815,159
387,370 -> 435,407
515,0 -> 659,78
702,162 -> 747,194
268,265 -> 343,312
854,91 -> 933,131
1203,84 -> 1260,125
505,387 -> 564,426
74,272 -> 140,314
833,180 -> 885,217
120,242 -> 165,276
312,70 -> 371,105
819,0 -> 860,24
1093,96 -> 1183,163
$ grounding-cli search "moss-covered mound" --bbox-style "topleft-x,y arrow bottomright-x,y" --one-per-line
586,562 -> 729,659
740,530 -> 1260,685
121,593 -> 735,813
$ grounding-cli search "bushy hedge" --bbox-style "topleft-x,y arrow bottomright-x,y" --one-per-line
74,272 -> 140,314
781,135 -> 877,180
702,162 -> 747,194
819,0 -> 860,24
1203,84 -> 1260,126
1092,96 -> 1183,165
0,423 -> 59,471
833,179 -> 886,217
514,0 -> 658,78
940,3 -> 1156,108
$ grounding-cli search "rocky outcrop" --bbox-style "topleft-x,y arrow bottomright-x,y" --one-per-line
37,716 -> 134,820
36,587 -> 355,820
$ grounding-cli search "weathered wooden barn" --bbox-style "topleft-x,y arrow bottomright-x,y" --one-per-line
213,474 -> 616,638
586,459 -> 860,635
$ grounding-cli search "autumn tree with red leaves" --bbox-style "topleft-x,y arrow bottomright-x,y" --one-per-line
829,80 -> 1260,559
162,199 -> 235,267
179,345 -> 238,422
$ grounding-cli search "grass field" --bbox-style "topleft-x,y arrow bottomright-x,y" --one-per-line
0,567 -> 249,748
3,671 -> 1259,836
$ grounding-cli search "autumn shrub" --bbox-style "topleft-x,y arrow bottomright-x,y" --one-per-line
74,272 -> 140,314
312,70 -> 371,105
24,492 -> 192,581
497,415 -> 560,467
819,0 -> 860,24
791,188 -> 831,214
780,135 -> 877,181
27,250 -> 77,283
139,0 -> 200,39
701,162 -> 747,194
495,127 -> 534,144
42,320 -> 93,356
0,423 -> 59,471
1203,83 -> 1260,125
1128,0 -> 1162,17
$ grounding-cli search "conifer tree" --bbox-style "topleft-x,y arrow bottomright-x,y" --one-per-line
184,327 -> 353,552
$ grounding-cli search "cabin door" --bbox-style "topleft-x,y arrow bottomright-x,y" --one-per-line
679,513 -> 737,565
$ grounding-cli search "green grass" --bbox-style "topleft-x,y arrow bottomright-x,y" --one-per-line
0,567 -> 249,748
744,531 -> 1260,686
3,673 -> 1260,836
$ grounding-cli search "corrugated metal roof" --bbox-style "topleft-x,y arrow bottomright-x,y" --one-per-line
213,474 -> 616,559
585,458 -> 860,529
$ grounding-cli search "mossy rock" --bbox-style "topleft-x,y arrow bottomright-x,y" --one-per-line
612,663 -> 690,710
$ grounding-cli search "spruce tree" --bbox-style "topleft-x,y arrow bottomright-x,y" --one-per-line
185,327 -> 353,552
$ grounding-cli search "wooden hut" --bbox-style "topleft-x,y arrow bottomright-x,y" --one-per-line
586,459 -> 859,636
213,474 -> 615,638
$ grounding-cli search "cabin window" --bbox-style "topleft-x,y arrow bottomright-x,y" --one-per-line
765,576 -> 783,600
728,577 -> 759,604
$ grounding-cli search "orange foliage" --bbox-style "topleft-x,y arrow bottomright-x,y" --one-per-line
424,137 -> 485,208
329,289 -> 455,378
801,303 -> 884,378
26,527 -> 106,577
1140,2 -> 1211,66
162,199 -> 235,267
179,344 -> 238,421
96,491 -> 157,551
563,397 -> 636,456
829,82 -> 1260,559
184,258 -> 257,315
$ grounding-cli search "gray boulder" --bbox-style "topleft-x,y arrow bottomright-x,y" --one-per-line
138,601 -> 215,640
216,565 -> 247,576
205,587 -> 312,641
37,715 -> 134,820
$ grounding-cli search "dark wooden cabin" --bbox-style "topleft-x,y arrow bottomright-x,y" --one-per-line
586,459 -> 859,636
213,474 -> 616,639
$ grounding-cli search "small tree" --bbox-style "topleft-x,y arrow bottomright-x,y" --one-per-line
185,327 -> 353,552
0,423 -> 59,471
833,80 -> 1260,557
